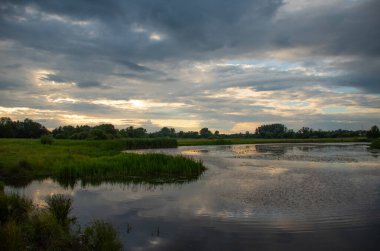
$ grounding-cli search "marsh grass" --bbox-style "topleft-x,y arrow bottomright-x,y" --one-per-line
0,192 -> 32,224
0,138 -> 203,187
55,153 -> 205,183
46,194 -> 74,228
0,192 -> 122,251
82,221 -> 123,251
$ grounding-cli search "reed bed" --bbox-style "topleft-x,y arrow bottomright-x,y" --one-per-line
0,138 -> 204,186
54,153 -> 205,186
0,190 -> 122,250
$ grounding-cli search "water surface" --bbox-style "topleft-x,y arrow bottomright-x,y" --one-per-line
7,143 -> 380,250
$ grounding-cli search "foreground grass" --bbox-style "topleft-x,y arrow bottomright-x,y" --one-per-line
178,137 -> 368,146
0,139 -> 204,187
0,189 -> 122,251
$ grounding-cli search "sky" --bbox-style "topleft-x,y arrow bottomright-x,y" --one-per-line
0,0 -> 379,133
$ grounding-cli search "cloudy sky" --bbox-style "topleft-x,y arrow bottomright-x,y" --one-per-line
1,0 -> 379,132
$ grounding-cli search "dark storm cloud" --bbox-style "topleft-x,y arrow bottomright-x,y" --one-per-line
115,59 -> 154,73
75,81 -> 106,89
333,58 -> 380,93
1,0 -> 378,59
4,64 -> 22,69
274,0 -> 380,57
0,80 -> 22,90
0,0 -> 282,60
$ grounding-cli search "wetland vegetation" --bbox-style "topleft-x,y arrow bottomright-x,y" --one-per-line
0,188 -> 122,251
0,138 -> 204,187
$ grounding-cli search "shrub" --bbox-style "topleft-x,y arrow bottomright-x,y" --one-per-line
28,212 -> 75,250
0,193 -> 32,224
82,221 -> 122,251
46,194 -> 74,228
0,221 -> 25,251
40,135 -> 54,145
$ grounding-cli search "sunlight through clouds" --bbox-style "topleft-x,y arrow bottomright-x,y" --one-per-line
0,0 -> 379,132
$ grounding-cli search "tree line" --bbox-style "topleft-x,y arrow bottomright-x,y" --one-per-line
1,117 -> 379,139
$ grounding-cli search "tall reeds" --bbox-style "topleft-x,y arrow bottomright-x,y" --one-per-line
0,192 -> 122,251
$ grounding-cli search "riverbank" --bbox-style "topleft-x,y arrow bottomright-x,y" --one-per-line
370,139 -> 380,149
0,139 -> 204,187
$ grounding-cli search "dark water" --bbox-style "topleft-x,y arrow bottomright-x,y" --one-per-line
6,143 -> 380,250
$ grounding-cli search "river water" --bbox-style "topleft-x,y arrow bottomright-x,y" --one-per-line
6,143 -> 380,250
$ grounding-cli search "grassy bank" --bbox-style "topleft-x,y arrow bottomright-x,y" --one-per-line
178,137 -> 368,146
0,139 -> 204,187
370,139 -> 380,149
0,189 -> 122,251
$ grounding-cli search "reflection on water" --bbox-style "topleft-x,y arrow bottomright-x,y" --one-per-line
6,143 -> 380,251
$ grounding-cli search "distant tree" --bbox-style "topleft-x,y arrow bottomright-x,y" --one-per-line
180,131 -> 199,138
0,117 -> 15,137
297,127 -> 313,138
214,130 -> 220,137
200,128 -> 212,138
89,129 -> 108,140
255,124 -> 287,138
133,127 -> 147,138
93,124 -> 118,137
367,125 -> 380,139
150,127 -> 176,138
52,125 -> 76,139
120,126 -> 147,138
0,117 -> 48,138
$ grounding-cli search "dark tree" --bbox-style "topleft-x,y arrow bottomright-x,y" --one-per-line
255,124 -> 287,138
367,125 -> 380,139
200,128 -> 212,138
120,126 -> 147,138
297,127 -> 313,138
93,124 -> 118,137
0,117 -> 49,138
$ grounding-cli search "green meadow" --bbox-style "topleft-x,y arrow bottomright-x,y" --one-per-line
0,138 -> 204,187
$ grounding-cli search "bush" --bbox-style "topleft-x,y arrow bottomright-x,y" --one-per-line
0,193 -> 122,250
0,181 -> 4,192
46,194 -> 74,228
0,220 -> 25,251
0,193 -> 32,224
28,212 -> 76,250
83,221 -> 122,251
40,135 -> 54,145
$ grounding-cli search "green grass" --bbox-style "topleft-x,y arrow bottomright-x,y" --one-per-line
178,137 -> 368,146
370,139 -> 380,149
0,138 -> 204,187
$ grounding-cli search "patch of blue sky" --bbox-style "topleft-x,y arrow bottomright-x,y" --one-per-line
334,86 -> 360,94
321,106 -> 348,113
